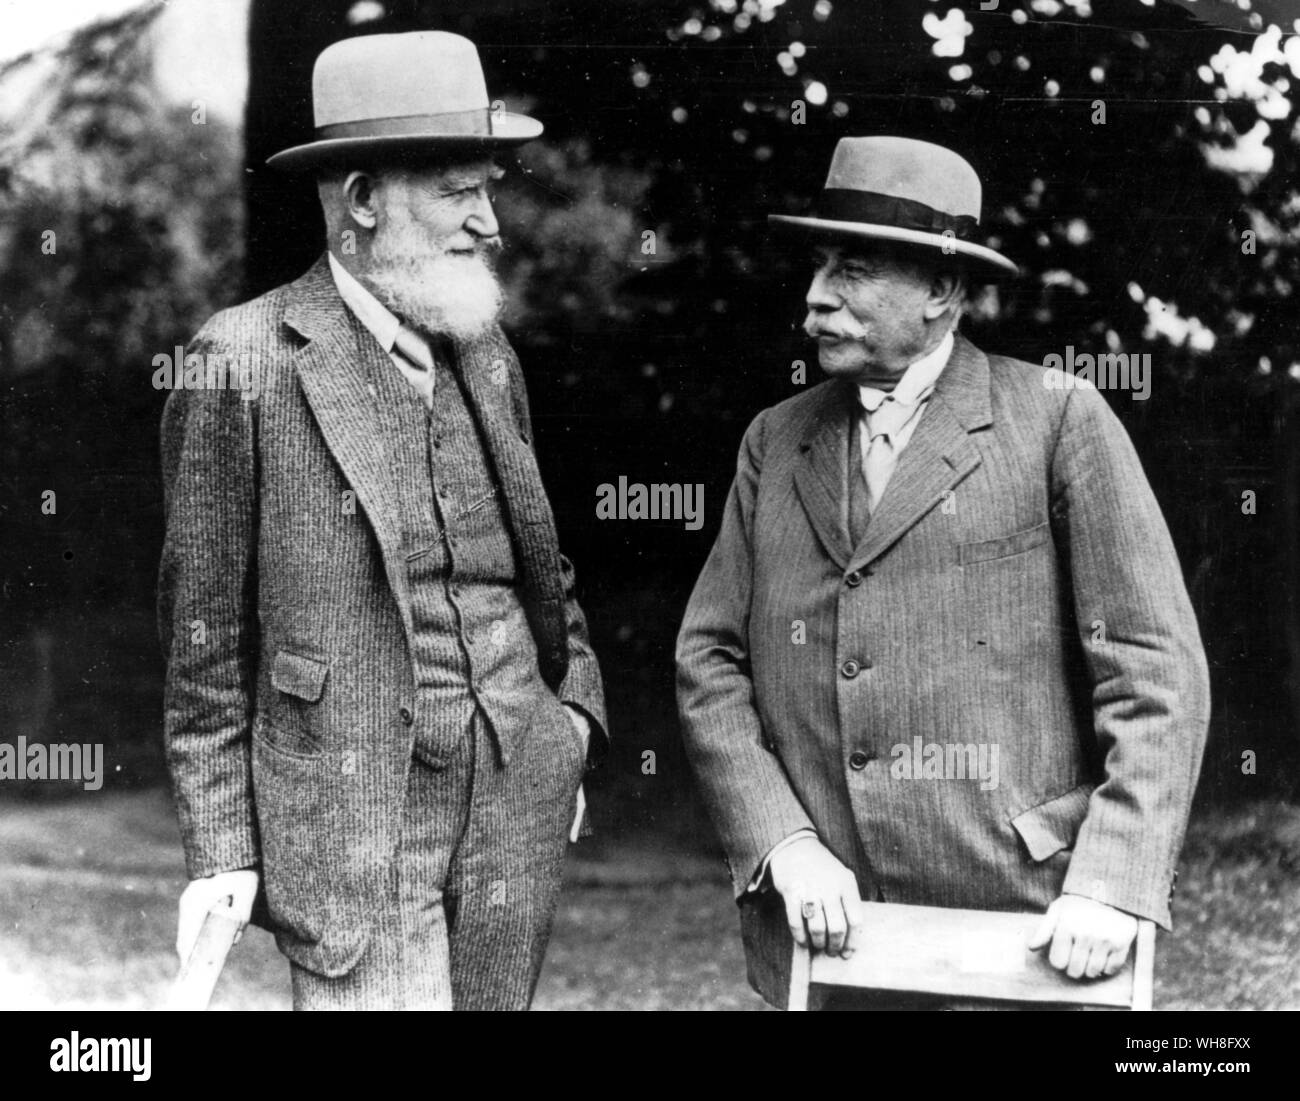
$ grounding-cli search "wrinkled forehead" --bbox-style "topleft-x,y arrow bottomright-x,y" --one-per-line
809,240 -> 952,287
810,240 -> 893,267
393,157 -> 505,191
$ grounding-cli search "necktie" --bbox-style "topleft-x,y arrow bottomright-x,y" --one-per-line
849,385 -> 936,545
862,400 -> 908,511
392,324 -> 436,408
393,324 -> 435,373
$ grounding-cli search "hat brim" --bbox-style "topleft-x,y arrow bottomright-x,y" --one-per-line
768,214 -> 1018,281
266,112 -> 543,172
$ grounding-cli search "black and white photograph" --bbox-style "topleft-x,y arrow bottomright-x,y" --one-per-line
0,0 -> 1296,1055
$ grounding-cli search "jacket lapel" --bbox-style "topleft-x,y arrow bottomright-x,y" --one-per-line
451,332 -> 570,687
793,383 -> 855,571
450,332 -> 567,615
848,334 -> 991,571
284,256 -> 413,626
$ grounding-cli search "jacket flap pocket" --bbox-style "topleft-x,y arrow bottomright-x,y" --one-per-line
1010,782 -> 1095,862
271,651 -> 328,702
958,521 -> 1050,565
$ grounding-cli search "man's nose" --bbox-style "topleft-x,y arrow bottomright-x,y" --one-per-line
465,191 -> 499,239
805,267 -> 841,312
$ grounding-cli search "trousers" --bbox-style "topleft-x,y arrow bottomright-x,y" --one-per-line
289,695 -> 585,1010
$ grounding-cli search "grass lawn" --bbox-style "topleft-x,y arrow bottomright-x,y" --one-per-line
1,790 -> 1296,1010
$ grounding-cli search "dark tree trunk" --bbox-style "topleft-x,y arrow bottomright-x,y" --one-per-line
1282,392 -> 1300,749
243,0 -> 349,296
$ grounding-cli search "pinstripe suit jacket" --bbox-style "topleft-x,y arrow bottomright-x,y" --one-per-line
676,335 -> 1208,1002
158,256 -> 606,977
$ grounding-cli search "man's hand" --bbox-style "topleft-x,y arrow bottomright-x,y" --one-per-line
176,869 -> 259,963
1028,893 -> 1138,979
767,836 -> 863,957
563,704 -> 591,757
563,705 -> 591,842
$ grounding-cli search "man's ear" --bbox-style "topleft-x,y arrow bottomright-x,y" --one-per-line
923,268 -> 966,322
342,170 -> 379,232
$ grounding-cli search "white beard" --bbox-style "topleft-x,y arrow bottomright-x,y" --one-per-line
363,238 -> 504,341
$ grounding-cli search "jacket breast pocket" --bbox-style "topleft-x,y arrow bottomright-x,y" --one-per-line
958,521 -> 1050,566
1010,782 -> 1096,862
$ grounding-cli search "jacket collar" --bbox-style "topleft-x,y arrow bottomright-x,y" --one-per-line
931,331 -> 993,433
325,251 -> 403,355
283,253 -> 347,342
857,329 -> 953,413
793,333 -> 991,571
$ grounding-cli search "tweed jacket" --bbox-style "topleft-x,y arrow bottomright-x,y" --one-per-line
158,256 -> 606,976
677,335 -> 1209,1001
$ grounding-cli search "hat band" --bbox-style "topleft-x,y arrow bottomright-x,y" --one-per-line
816,188 -> 979,240
316,108 -> 495,141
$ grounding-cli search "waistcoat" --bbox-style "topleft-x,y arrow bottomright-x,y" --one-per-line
364,345 -> 548,765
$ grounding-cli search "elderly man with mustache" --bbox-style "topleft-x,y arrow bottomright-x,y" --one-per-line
677,137 -> 1209,1009
159,32 -> 606,1010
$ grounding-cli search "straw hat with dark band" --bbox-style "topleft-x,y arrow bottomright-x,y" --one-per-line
267,31 -> 542,172
769,136 -> 1018,280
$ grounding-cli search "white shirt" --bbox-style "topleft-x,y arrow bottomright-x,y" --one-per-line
328,252 -> 435,409
856,329 -> 954,474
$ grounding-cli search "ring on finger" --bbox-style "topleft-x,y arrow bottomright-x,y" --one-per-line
800,900 -> 818,920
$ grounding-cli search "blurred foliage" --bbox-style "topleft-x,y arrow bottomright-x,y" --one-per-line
497,137 -> 665,341
0,6 -> 243,385
0,6 -> 244,789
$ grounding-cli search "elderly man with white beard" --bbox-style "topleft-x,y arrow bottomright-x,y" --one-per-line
158,32 -> 607,1010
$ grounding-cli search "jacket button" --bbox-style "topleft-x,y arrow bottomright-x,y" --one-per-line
399,706 -> 414,725
840,659 -> 860,679
845,570 -> 863,587
849,750 -> 870,770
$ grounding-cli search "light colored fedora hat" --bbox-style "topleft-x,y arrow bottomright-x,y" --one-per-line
769,136 -> 1017,279
267,31 -> 543,172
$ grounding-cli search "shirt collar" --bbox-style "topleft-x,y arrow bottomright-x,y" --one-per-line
328,251 -> 401,355
858,329 -> 955,413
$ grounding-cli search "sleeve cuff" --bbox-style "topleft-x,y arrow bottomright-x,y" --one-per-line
562,700 -> 608,774
745,828 -> 819,894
